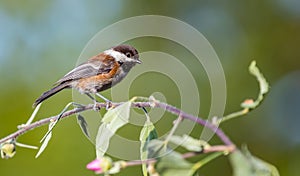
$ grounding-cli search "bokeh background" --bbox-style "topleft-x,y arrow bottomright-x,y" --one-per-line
1,0 -> 300,175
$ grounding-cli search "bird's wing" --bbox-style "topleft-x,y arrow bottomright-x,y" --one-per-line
55,56 -> 115,84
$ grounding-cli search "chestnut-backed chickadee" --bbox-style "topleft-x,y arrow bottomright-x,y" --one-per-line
33,44 -> 141,107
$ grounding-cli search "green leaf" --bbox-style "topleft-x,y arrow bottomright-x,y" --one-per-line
139,119 -> 157,176
168,135 -> 209,152
190,152 -> 224,175
76,114 -> 90,139
147,139 -> 167,159
155,150 -> 194,176
241,61 -> 270,109
229,147 -> 280,176
249,61 -> 269,95
15,142 -> 38,150
243,147 -> 280,176
25,102 -> 42,126
95,101 -> 131,158
219,61 -> 270,124
101,101 -> 131,123
35,121 -> 55,158
230,150 -> 252,176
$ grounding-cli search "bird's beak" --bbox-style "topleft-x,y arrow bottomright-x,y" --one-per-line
135,59 -> 142,64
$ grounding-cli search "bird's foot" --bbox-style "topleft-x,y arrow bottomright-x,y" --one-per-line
92,101 -> 101,111
105,100 -> 113,110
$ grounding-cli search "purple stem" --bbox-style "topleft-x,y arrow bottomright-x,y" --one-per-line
154,102 -> 233,146
0,101 -> 233,146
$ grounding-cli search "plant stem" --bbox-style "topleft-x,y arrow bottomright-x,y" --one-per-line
154,101 -> 234,146
190,152 -> 224,174
124,145 -> 232,168
0,101 -> 233,147
218,108 -> 249,124
164,116 -> 183,144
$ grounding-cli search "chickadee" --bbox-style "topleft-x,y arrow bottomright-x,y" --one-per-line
33,44 -> 141,107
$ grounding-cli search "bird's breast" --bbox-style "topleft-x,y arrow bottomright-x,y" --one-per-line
74,68 -> 128,94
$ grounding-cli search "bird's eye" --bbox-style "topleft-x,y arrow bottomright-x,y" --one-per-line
125,52 -> 131,58
118,61 -> 124,65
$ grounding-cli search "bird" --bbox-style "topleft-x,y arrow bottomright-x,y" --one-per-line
33,44 -> 141,107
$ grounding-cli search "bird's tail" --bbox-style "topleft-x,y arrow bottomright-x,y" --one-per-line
33,83 -> 70,107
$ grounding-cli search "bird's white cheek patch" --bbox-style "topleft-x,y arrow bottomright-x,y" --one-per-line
104,49 -> 126,62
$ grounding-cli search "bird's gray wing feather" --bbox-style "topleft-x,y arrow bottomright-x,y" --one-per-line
55,60 -> 113,84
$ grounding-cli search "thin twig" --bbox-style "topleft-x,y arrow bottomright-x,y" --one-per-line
218,108 -> 249,124
0,101 -> 233,147
164,115 -> 183,144
153,101 -> 234,146
124,144 -> 234,168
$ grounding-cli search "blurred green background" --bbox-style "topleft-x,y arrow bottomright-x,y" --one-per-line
1,0 -> 300,175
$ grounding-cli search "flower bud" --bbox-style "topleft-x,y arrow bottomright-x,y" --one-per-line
1,140 -> 16,159
87,156 -> 112,174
